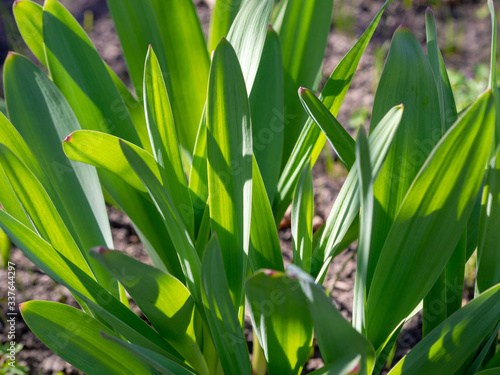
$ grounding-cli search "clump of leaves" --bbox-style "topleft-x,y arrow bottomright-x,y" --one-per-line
0,0 -> 499,374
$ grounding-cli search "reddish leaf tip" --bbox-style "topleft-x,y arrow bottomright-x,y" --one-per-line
347,364 -> 360,375
64,134 -> 72,142
94,246 -> 111,254
13,0 -> 18,7
397,24 -> 409,31
298,87 -> 307,95
426,6 -> 433,12
263,269 -> 280,277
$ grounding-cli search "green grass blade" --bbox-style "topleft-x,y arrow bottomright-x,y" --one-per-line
4,52 -> 114,255
21,301 -> 160,375
311,105 -> 404,281
63,130 -> 160,193
366,91 -> 495,348
299,87 -> 356,171
288,265 -> 375,375
149,0 -> 209,153
250,156 -> 284,272
144,47 -> 194,236
291,160 -> 314,273
201,236 -> 251,375
277,0 -> 334,167
120,141 -> 202,306
250,26 -> 284,202
352,128 -> 373,334
388,283 -> 500,375
92,248 -> 208,375
367,26 -> 442,297
273,0 -> 394,223
209,0 -> 242,52
43,0 -> 140,146
477,146 -> 500,293
207,39 -> 252,308
246,270 -> 313,374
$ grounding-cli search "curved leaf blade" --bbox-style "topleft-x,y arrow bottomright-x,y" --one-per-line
21,301 -> 160,375
366,91 -> 495,347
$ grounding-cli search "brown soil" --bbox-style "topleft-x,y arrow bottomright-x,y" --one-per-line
0,0 -> 493,374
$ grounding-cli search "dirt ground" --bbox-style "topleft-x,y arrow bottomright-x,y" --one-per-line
0,0 -> 494,374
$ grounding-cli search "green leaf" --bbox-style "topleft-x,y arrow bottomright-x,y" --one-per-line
249,156 -> 284,272
477,146 -> 500,293
0,209 -> 179,358
273,0 -> 394,223
306,356 -> 361,375
352,128 -> 373,334
250,26 -> 284,202
477,370 -> 500,375
226,0 -> 273,92
367,26 -> 443,297
120,141 -> 202,306
188,0 -> 274,238
13,0 -> 152,152
0,228 -> 10,269
91,248 -> 208,375
299,87 -> 356,171
209,0 -> 242,52
21,301 -> 160,375
144,47 -> 194,235
388,283 -> 500,375
0,98 -> 6,117
207,39 -> 252,307
288,265 -> 375,375
201,236 -> 251,375
149,0 -> 210,152
189,109 -> 209,237
63,130 -> 160,193
0,144 -> 93,279
105,0 -> 167,101
291,160 -> 314,273
366,91 -> 495,348
12,0 -> 45,65
487,0 -> 500,147
4,53 -> 115,281
277,0 -> 334,166
246,270 -> 313,374
102,333 -> 196,375
63,131 -> 184,277
311,105 -> 404,281
43,0 -> 140,146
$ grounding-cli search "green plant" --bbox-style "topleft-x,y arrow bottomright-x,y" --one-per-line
0,0 -> 499,374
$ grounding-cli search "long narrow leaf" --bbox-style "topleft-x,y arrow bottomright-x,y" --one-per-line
207,39 -> 252,307
366,91 -> 495,348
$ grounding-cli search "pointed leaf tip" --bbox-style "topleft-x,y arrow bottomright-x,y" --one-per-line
426,6 -> 433,13
298,87 -> 307,95
93,246 -> 111,254
64,134 -> 72,142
